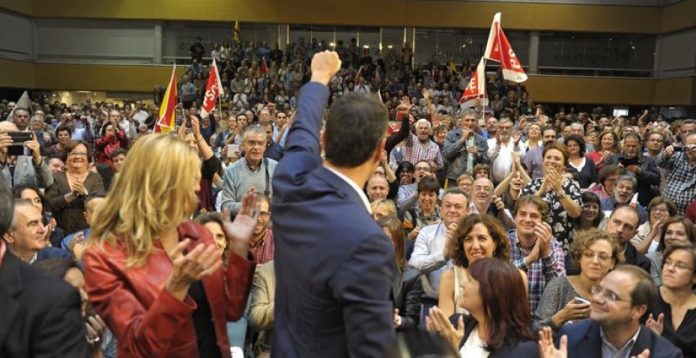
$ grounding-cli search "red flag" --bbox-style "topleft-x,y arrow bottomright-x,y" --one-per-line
201,59 -> 224,119
484,13 -> 527,83
459,58 -> 488,108
155,64 -> 177,133
259,57 -> 269,75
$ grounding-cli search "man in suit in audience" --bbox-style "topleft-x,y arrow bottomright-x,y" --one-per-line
272,51 -> 395,357
0,176 -> 90,357
605,205 -> 651,272
553,265 -> 681,358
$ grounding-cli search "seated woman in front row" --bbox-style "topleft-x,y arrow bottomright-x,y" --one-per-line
533,228 -> 623,333
427,258 -> 539,357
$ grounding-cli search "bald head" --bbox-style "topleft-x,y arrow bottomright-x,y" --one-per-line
367,175 -> 389,202
0,121 -> 19,132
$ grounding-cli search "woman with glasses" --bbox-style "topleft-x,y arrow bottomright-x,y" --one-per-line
646,216 -> 696,286
533,228 -> 623,333
646,243 -> 696,358
45,140 -> 104,234
631,197 -> 677,255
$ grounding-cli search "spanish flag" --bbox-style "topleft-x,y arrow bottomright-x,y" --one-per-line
154,64 -> 177,134
233,20 -> 241,43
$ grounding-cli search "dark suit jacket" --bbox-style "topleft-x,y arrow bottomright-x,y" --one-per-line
624,243 -> 652,273
558,319 -> 683,358
0,252 -> 90,357
271,82 -> 395,357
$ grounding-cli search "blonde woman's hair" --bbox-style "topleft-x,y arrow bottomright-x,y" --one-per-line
89,134 -> 201,267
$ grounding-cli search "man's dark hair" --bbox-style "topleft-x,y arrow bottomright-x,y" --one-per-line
417,176 -> 440,194
614,264 -> 657,322
0,176 -> 13,236
56,125 -> 72,136
325,93 -> 388,167
110,148 -> 127,159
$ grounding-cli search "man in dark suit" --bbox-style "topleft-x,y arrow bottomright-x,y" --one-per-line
542,265 -> 682,358
0,176 -> 90,357
272,51 -> 395,357
605,205 -> 652,272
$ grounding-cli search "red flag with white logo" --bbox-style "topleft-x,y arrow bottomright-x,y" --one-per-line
200,59 -> 224,119
459,58 -> 488,108
484,13 -> 527,83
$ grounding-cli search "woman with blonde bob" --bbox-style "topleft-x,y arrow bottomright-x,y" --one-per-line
83,134 -> 258,358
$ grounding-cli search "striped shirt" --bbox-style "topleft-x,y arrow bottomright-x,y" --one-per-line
403,133 -> 443,168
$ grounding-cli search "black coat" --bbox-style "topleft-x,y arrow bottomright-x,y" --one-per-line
393,265 -> 424,331
0,252 -> 89,357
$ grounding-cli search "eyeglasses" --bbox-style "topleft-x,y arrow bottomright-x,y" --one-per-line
258,211 -> 271,218
245,140 -> 266,147
582,251 -> 612,262
68,152 -> 88,157
415,167 -> 430,172
590,285 -> 626,303
664,259 -> 693,272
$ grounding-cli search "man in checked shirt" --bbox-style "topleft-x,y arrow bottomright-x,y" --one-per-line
508,195 -> 566,311
657,131 -> 696,216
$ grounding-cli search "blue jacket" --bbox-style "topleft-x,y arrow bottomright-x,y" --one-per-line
271,82 -> 395,357
558,319 -> 682,358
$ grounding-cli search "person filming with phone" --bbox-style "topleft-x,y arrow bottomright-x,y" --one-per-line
657,131 -> 696,216
0,120 -> 53,188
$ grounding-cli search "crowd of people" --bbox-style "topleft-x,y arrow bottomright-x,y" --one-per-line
0,40 -> 695,358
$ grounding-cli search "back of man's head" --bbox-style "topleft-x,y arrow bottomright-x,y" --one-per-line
0,176 -> 13,236
325,93 -> 388,167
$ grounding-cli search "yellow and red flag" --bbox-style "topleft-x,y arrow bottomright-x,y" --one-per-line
233,20 -> 241,43
154,64 -> 177,134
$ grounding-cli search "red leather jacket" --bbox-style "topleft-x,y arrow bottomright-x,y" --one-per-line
83,221 -> 255,357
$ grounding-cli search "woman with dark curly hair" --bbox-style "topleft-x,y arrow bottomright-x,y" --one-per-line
438,214 -> 523,318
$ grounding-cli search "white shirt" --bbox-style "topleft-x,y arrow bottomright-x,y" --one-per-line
408,222 -> 449,295
324,165 -> 372,214
460,327 -> 489,357
487,137 -> 526,184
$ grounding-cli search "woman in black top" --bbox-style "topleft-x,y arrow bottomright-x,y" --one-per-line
647,243 -> 696,358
